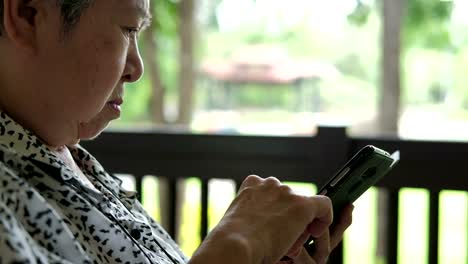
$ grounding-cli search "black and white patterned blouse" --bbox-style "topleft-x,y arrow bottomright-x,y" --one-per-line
0,111 -> 188,264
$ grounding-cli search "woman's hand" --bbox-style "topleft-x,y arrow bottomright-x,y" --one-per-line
278,204 -> 354,264
190,175 -> 353,264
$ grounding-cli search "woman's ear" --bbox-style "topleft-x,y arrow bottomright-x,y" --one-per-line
2,0 -> 47,53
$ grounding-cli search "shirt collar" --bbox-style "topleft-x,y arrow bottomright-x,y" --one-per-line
0,111 -> 136,204
0,111 -> 77,179
69,144 -> 125,196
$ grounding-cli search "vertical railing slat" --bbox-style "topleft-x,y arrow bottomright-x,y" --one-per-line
429,190 -> 440,264
235,179 -> 243,193
200,178 -> 209,241
135,174 -> 143,202
387,189 -> 400,264
168,178 -> 178,240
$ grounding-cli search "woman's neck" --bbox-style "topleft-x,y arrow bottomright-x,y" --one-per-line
51,145 -> 101,192
51,146 -> 75,167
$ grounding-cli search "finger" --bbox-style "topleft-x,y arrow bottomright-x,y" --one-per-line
305,196 -> 333,238
294,247 -> 316,264
280,247 -> 316,264
264,176 -> 282,187
285,231 -> 310,258
238,175 -> 263,191
311,229 -> 330,264
330,204 -> 354,249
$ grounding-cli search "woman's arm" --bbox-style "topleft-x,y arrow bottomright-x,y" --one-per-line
188,175 -> 341,264
189,228 -> 253,264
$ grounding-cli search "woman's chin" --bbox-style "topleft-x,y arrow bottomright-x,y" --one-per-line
78,107 -> 119,141
78,121 -> 110,141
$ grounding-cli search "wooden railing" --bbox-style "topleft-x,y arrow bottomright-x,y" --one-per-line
81,126 -> 468,264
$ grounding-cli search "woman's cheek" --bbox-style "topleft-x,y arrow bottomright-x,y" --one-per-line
78,111 -> 112,140
78,34 -> 128,121
98,40 -> 128,90
92,48 -> 123,102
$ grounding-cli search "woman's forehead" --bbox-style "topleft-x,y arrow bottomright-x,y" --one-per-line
118,0 -> 150,13
113,0 -> 151,20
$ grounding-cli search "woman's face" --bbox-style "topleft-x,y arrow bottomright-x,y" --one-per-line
34,0 -> 150,143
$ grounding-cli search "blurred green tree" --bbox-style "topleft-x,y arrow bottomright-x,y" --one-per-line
143,0 -> 196,126
349,2 -> 453,262
349,0 -> 454,50
347,0 -> 453,134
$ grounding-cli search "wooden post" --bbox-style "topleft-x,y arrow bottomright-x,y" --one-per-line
378,0 -> 402,135
377,0 -> 403,262
176,0 -> 196,125
143,7 -> 167,124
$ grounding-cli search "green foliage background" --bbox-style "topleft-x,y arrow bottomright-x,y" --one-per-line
114,0 -> 468,125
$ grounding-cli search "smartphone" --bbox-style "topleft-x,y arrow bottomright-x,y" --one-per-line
282,145 -> 400,261
317,145 -> 400,219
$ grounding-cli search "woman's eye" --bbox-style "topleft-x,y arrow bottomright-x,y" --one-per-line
123,27 -> 140,38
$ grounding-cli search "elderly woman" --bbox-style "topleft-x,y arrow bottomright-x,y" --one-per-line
0,0 -> 353,263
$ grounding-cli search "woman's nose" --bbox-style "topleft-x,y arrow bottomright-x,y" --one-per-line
122,44 -> 144,83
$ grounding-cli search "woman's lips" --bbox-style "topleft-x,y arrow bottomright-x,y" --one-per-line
107,98 -> 123,105
106,98 -> 123,116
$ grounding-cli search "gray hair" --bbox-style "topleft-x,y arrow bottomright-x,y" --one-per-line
0,0 -> 93,37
